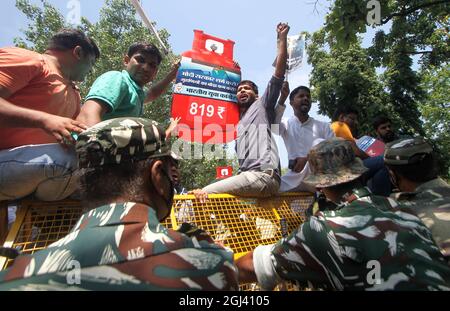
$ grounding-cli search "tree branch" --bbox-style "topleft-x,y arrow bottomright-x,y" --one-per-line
306,0 -> 322,15
381,0 -> 450,24
404,50 -> 433,55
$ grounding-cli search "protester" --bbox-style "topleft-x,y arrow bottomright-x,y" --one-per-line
332,106 -> 392,196
77,42 -> 179,127
275,84 -> 334,192
0,29 -> 99,201
192,23 -> 290,199
331,106 -> 368,159
372,115 -> 397,143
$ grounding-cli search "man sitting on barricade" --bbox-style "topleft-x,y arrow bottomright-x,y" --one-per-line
0,29 -> 99,201
192,23 -> 290,200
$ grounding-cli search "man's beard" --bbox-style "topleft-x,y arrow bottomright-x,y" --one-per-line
382,131 -> 396,143
239,99 -> 254,109
300,104 -> 311,114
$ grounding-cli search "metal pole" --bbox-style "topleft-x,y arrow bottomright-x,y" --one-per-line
129,0 -> 169,55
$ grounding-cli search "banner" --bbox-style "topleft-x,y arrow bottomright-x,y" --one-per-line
171,30 -> 241,144
216,166 -> 233,179
272,33 -> 306,74
356,135 -> 385,157
286,33 -> 306,73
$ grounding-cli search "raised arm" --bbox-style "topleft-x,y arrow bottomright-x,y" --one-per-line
274,23 -> 289,79
261,24 -> 290,113
145,60 -> 180,103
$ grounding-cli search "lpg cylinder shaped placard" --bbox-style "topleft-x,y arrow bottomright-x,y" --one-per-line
172,30 -> 241,144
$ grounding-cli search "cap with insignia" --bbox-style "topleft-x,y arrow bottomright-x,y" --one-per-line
76,117 -> 180,169
384,137 -> 433,165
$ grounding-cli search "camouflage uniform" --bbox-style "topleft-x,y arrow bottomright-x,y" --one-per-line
252,139 -> 450,290
385,137 -> 450,258
0,118 -> 239,290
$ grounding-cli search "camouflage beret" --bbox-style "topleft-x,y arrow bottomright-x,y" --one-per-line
384,136 -> 433,165
304,138 -> 368,188
76,117 -> 177,168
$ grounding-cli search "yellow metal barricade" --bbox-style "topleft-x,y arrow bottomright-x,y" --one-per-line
1,193 -> 313,290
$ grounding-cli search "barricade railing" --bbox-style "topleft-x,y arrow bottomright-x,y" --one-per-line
0,193 -> 314,290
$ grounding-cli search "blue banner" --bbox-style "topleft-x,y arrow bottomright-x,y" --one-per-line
173,57 -> 241,103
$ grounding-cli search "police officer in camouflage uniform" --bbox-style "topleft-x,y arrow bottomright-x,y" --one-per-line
0,117 -> 239,290
236,138 -> 450,290
385,137 -> 450,260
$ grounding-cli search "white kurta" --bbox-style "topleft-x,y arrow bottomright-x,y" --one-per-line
278,115 -> 335,192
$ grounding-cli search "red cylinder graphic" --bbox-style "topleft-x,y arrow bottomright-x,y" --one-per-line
171,30 -> 241,144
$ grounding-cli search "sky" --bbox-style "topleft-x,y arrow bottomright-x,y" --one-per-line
0,0 -> 378,168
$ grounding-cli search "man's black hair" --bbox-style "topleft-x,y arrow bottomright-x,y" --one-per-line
289,86 -> 311,101
372,115 -> 392,131
238,80 -> 258,95
333,105 -> 359,121
47,29 -> 100,59
127,42 -> 162,65
80,156 -> 174,211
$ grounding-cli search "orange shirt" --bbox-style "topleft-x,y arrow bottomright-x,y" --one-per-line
0,47 -> 81,149
330,121 -> 355,141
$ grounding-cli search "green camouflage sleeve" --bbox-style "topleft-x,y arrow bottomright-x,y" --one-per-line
271,214 -> 343,289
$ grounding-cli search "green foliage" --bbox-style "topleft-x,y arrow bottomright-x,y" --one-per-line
14,0 -> 175,123
176,143 -> 238,190
309,0 -> 450,176
308,31 -> 390,135
419,64 -> 450,178
382,16 -> 425,135
13,0 -> 229,188
14,0 -> 67,52
324,0 -> 369,45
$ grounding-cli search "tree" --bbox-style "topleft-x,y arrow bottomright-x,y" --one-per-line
308,29 -> 390,136
308,0 -> 450,176
419,64 -> 450,178
13,0 -> 232,188
14,0 -> 174,123
14,0 -> 67,52
323,0 -> 449,135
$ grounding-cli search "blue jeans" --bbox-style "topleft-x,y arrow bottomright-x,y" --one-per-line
363,156 -> 392,196
0,143 -> 78,201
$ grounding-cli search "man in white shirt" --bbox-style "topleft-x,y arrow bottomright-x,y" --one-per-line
276,85 -> 334,192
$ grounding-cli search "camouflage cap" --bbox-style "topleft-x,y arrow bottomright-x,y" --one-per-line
304,138 -> 368,188
384,136 -> 433,165
76,117 -> 178,168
